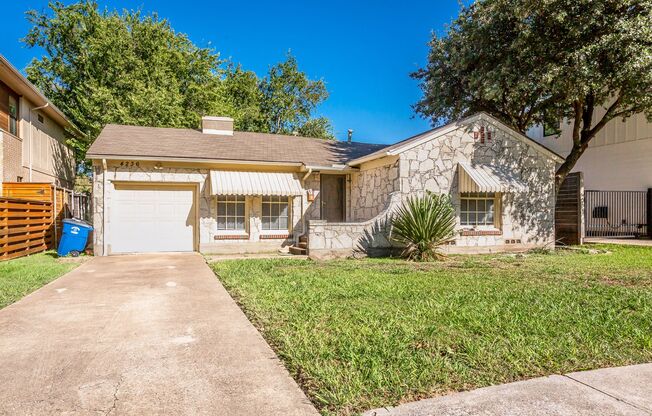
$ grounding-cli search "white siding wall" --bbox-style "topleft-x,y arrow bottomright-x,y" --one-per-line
528,112 -> 652,191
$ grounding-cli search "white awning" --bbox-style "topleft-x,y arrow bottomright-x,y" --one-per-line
209,170 -> 303,196
458,162 -> 529,193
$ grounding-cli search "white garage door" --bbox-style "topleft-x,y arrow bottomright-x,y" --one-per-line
109,184 -> 196,254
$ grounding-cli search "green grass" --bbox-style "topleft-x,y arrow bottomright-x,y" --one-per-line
0,251 -> 80,309
211,245 -> 652,415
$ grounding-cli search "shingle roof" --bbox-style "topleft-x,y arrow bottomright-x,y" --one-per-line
87,124 -> 387,166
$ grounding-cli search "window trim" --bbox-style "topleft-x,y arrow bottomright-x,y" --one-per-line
459,192 -> 501,230
261,195 -> 291,233
215,195 -> 248,234
8,95 -> 18,136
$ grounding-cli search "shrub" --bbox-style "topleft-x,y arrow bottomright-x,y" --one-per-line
391,192 -> 456,261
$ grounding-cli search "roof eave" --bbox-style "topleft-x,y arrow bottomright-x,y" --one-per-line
346,151 -> 392,167
86,153 -> 305,167
304,164 -> 360,172
0,54 -> 83,138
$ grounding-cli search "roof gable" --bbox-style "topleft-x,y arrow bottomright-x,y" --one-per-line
348,113 -> 564,165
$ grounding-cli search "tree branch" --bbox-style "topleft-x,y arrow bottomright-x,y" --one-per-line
585,94 -> 623,141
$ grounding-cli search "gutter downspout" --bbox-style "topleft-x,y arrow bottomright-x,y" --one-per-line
29,102 -> 49,181
102,159 -> 107,256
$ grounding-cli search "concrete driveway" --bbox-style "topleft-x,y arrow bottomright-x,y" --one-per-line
0,253 -> 318,416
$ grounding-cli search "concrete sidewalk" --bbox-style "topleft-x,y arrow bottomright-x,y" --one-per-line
365,364 -> 652,416
0,253 -> 318,416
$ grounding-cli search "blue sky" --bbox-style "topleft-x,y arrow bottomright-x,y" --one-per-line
0,1 -> 462,144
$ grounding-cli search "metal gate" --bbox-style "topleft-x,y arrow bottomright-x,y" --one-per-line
585,190 -> 648,237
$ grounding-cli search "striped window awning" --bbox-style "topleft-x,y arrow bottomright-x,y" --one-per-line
458,162 -> 529,193
209,170 -> 303,196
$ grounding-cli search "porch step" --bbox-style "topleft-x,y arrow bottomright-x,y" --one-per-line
289,246 -> 307,255
297,241 -> 308,249
299,234 -> 308,243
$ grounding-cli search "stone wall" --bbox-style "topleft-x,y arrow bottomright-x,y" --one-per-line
308,192 -> 401,259
350,157 -> 399,221
308,117 -> 557,258
92,161 -> 314,255
302,173 -> 322,225
92,161 -> 208,255
398,118 -> 557,249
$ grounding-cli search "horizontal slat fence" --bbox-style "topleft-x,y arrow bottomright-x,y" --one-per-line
0,197 -> 54,261
2,183 -> 66,243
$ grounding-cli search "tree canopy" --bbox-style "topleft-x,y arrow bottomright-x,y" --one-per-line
23,1 -> 333,161
413,0 -> 652,189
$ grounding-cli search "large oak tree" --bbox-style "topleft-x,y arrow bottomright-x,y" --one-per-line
23,1 -> 333,162
413,0 -> 652,190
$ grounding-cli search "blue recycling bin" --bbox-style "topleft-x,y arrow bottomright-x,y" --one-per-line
57,219 -> 93,257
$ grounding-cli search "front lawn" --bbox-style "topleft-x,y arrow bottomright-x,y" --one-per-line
211,245 -> 652,415
0,252 -> 80,309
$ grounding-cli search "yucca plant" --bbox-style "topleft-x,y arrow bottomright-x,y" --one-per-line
391,192 -> 456,261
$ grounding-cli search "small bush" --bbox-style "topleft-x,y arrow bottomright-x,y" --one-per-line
391,192 -> 456,261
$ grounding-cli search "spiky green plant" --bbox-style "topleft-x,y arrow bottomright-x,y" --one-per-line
391,192 -> 456,261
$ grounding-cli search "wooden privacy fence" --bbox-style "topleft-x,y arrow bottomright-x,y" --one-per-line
555,172 -> 584,245
0,197 -> 54,260
2,182 -> 91,243
1,182 -> 92,261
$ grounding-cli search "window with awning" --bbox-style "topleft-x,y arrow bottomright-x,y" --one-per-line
209,170 -> 303,196
457,162 -> 528,193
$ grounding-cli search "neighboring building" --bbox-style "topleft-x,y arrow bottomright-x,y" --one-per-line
528,111 -> 652,192
529,111 -> 652,238
0,54 -> 77,190
87,113 -> 562,258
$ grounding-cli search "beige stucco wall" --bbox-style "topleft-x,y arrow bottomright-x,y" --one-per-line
92,160 -> 321,256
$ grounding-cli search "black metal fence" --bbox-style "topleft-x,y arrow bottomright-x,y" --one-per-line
585,190 -> 649,237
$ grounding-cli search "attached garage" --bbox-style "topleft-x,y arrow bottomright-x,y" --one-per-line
108,183 -> 197,254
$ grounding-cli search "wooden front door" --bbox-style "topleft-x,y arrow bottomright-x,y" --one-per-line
321,175 -> 345,222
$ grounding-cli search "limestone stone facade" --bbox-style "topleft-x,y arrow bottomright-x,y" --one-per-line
350,156 -> 400,221
92,161 -> 323,255
91,113 -> 559,258
308,116 -> 559,258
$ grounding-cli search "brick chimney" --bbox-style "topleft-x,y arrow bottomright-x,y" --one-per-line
201,116 -> 234,136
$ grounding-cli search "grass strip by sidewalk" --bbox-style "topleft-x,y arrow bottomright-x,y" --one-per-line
212,245 -> 652,415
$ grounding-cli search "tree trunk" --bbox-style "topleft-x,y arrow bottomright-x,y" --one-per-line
555,142 -> 587,191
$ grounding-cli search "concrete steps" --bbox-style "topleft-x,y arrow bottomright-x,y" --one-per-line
289,235 -> 308,255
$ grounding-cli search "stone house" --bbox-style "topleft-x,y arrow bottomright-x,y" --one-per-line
87,112 -> 563,258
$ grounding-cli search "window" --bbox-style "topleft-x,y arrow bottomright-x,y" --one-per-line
542,111 -> 561,137
8,95 -> 17,135
37,114 -> 44,124
460,193 -> 497,227
216,195 -> 246,231
262,196 -> 289,231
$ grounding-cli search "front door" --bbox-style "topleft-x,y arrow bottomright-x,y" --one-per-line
321,174 -> 346,222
